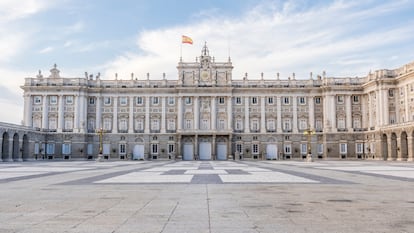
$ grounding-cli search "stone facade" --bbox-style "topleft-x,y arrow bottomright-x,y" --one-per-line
2,44 -> 413,161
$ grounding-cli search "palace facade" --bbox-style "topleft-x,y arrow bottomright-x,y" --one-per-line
2,44 -> 414,161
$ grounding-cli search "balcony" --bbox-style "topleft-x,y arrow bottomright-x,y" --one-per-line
267,129 -> 276,133
118,130 -> 128,133
62,129 -> 73,132
134,130 -> 144,133
150,130 -> 160,133
166,130 -> 176,133
337,128 -> 348,132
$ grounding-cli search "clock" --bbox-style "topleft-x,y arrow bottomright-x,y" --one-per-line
201,70 -> 210,81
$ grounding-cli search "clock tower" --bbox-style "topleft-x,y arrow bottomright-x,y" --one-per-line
178,42 -> 233,87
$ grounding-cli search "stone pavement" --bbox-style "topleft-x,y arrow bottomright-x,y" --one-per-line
0,160 -> 413,233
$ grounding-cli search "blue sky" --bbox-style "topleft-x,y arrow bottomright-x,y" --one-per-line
1,0 -> 414,124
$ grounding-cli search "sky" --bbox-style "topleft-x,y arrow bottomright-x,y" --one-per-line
1,0 -> 414,124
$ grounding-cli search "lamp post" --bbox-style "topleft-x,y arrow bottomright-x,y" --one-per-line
303,128 -> 315,162
96,128 -> 105,161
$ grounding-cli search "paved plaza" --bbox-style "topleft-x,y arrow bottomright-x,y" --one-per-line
0,160 -> 413,233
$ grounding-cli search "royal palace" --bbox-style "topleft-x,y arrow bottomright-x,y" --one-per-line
1,44 -> 414,162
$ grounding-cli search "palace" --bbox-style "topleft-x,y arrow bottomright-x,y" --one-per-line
1,44 -> 414,161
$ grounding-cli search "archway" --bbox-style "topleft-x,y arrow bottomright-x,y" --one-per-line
2,132 -> 9,161
391,133 -> 397,160
400,131 -> 408,160
22,134 -> 29,161
381,134 -> 388,160
12,133 -> 20,161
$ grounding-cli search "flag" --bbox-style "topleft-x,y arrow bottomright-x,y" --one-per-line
182,35 -> 193,44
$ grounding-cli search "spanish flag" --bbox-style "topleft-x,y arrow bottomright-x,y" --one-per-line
182,35 -> 193,44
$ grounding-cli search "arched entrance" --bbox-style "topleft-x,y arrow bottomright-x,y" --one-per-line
182,138 -> 194,161
22,134 -> 29,161
390,133 -> 397,160
381,134 -> 388,160
12,133 -> 20,161
400,131 -> 408,160
2,132 -> 9,161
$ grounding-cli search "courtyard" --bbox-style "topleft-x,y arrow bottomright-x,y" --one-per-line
0,160 -> 413,233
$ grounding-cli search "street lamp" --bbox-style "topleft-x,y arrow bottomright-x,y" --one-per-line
96,128 -> 105,161
303,128 -> 315,162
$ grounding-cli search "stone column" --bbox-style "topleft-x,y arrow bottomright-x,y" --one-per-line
161,97 -> 166,133
407,136 -> 414,161
260,97 -> 266,133
144,96 -> 150,133
292,96 -> 298,133
74,95 -> 79,132
194,135 -> 198,160
227,97 -> 232,131
330,95 -> 336,132
244,97 -> 250,133
211,97 -> 216,130
42,95 -> 48,129
276,96 -> 282,132
194,97 -> 199,131
177,97 -> 182,130
361,96 -> 368,129
396,137 -> 402,161
212,135 -> 216,160
23,95 -> 32,127
96,96 -> 102,129
368,93 -> 373,128
405,85 -> 410,121
308,96 -> 314,129
57,95 -> 64,132
382,89 -> 389,125
112,97 -> 118,133
79,94 -> 86,133
376,90 -> 381,126
345,95 -> 352,131
128,96 -> 134,133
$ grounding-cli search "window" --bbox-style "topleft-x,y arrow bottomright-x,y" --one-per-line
104,97 -> 111,105
46,143 -> 55,155
353,118 -> 361,129
315,97 -> 321,104
119,144 -> 126,155
299,119 -> 307,130
252,144 -> 259,154
337,96 -> 344,103
168,144 -> 175,153
356,143 -> 363,154
316,119 -> 322,130
49,118 -> 57,130
151,119 -> 160,130
388,89 -> 394,97
283,97 -> 290,105
219,119 -> 225,129
235,97 -> 242,104
167,119 -> 175,130
49,96 -> 57,105
62,144 -> 71,155
235,119 -> 243,130
168,97 -> 175,105
185,97 -> 192,104
119,119 -> 127,131
317,144 -> 323,154
253,136 -> 258,140
87,119 -> 95,131
301,144 -> 307,155
136,97 -> 143,105
267,119 -> 275,131
337,118 -> 345,129
202,119 -> 209,130
236,144 -> 243,153
283,119 -> 291,131
152,97 -> 159,105
353,96 -> 359,103
34,96 -> 42,104
89,97 -> 95,105
340,143 -> 347,154
120,97 -> 127,106
299,97 -> 306,104
103,118 -> 111,130
185,119 -> 192,129
87,144 -> 93,155
66,96 -> 73,104
284,145 -> 291,154
219,97 -> 225,104
151,144 -> 158,154
268,97 -> 274,104
252,119 -> 259,131
251,97 -> 258,104
135,119 -> 144,130
64,118 -> 73,129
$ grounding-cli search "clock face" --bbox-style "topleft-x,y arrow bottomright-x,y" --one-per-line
201,70 -> 209,81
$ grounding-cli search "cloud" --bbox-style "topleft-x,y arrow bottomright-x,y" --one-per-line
103,1 -> 414,80
0,0 -> 50,22
39,46 -> 54,54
